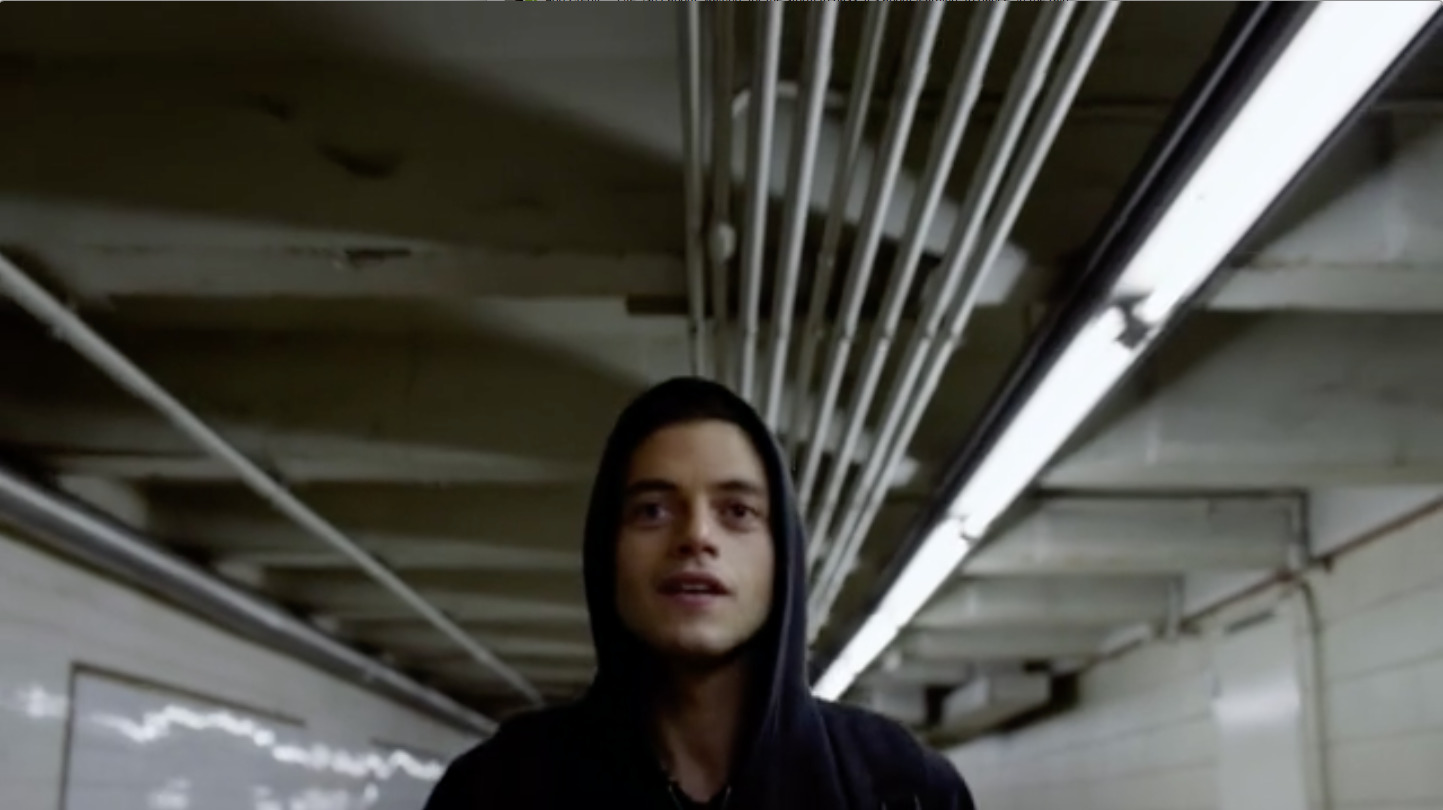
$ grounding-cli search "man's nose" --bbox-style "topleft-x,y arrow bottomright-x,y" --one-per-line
675,502 -> 719,556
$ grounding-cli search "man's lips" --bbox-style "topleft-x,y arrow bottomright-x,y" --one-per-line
657,570 -> 731,597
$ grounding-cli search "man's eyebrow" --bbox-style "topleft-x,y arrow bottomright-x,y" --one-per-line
622,478 -> 767,498
624,479 -> 677,498
714,479 -> 768,498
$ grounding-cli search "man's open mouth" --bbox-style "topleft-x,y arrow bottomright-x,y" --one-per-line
658,571 -> 729,597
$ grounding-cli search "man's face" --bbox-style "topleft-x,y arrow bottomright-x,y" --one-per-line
615,419 -> 775,664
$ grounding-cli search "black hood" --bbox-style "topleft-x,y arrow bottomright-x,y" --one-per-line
579,376 -> 826,803
423,377 -> 966,810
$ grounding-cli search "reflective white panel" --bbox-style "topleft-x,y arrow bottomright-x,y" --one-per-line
62,671 -> 444,810
1213,615 -> 1311,810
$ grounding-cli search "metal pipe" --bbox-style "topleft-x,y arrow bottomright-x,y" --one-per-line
0,252 -> 544,706
803,4 -> 1008,576
678,2 -> 708,377
0,462 -> 495,735
708,3 -> 737,386
812,4 -> 1120,626
809,1 -> 1326,681
762,3 -> 838,428
786,2 -> 890,456
809,2 -> 1076,564
732,81 -> 847,120
795,3 -> 946,513
884,4 -> 1316,594
1294,581 -> 1334,810
808,4 -> 1080,606
737,2 -> 783,404
901,3 -> 1320,559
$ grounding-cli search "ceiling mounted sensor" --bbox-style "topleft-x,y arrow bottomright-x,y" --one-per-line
814,1 -> 1441,702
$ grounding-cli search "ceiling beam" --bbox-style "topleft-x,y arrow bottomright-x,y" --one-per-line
423,660 -> 595,687
148,493 -> 584,559
915,576 -> 1174,628
316,592 -> 588,625
900,628 -> 1108,662
227,569 -> 590,629
1046,314 -> 1443,489
361,630 -> 593,662
967,497 -> 1295,575
215,541 -> 577,573
16,403 -> 915,495
408,648 -> 595,672
859,659 -> 972,688
266,567 -> 580,601
0,326 -> 642,468
38,447 -> 593,486
0,330 -> 910,489
935,670 -> 1051,741
1209,263 -> 1443,313
27,245 -> 685,301
50,251 -> 1433,312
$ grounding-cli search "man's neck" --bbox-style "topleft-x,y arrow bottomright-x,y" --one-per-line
652,658 -> 750,803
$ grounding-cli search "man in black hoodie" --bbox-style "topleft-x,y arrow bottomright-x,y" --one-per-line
423,377 -> 973,809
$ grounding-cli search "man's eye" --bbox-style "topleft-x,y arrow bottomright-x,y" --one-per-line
629,502 -> 670,524
723,503 -> 763,524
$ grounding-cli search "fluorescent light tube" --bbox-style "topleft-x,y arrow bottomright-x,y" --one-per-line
875,518 -> 972,626
816,312 -> 1130,699
1119,2 -> 1440,326
813,1 -> 1437,701
813,618 -> 897,701
949,309 -> 1134,537
814,519 -> 970,701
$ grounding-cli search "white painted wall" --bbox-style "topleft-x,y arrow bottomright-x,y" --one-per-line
1182,485 -> 1443,622
948,502 -> 1443,810
1308,485 -> 1443,556
0,530 -> 477,810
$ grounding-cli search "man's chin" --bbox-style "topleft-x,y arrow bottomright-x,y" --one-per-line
654,634 -> 747,667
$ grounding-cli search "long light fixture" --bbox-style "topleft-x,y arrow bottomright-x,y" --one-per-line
946,308 -> 1135,538
814,1 -> 1439,701
1120,1 -> 1441,326
814,518 -> 971,700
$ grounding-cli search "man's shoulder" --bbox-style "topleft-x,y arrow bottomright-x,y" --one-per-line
457,702 -> 587,764
815,699 -> 930,762
816,700 -> 973,808
424,704 -> 588,809
495,701 -> 587,741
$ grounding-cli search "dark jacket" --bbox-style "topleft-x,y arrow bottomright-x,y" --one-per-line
424,378 -> 974,809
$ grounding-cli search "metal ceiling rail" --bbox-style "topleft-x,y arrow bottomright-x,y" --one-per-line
786,2 -> 891,458
678,2 -> 708,378
0,462 -> 496,736
737,3 -> 783,404
795,3 -> 946,517
812,2 -> 1122,629
0,252 -> 544,707
707,3 -> 737,388
761,3 -> 837,428
802,2 -> 1009,578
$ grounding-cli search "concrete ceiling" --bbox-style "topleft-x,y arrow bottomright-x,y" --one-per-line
1,2 -> 1439,731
